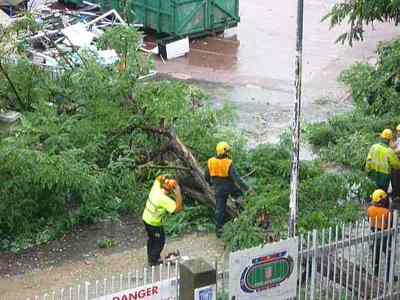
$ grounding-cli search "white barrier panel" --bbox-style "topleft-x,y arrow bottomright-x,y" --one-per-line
93,279 -> 176,300
229,238 -> 298,300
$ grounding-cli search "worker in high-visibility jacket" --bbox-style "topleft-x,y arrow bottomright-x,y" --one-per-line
366,129 -> 400,192
368,189 -> 395,281
142,176 -> 183,266
205,142 -> 255,237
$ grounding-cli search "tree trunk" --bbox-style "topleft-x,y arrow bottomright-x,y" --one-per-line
128,124 -> 238,217
168,132 -> 238,217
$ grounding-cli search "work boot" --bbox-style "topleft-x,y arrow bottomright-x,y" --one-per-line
216,228 -> 223,238
148,259 -> 163,267
165,250 -> 180,265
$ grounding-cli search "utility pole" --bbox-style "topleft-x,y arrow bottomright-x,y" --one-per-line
288,0 -> 304,238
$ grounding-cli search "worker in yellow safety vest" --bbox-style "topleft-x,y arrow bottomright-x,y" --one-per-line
142,176 -> 183,266
368,189 -> 396,282
366,129 -> 400,193
205,142 -> 255,237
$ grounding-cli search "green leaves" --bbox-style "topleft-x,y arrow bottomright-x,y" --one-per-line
222,143 -> 365,251
96,25 -> 150,77
307,39 -> 400,170
0,24 -> 240,250
324,0 -> 400,46
0,23 -> 370,252
165,206 -> 215,237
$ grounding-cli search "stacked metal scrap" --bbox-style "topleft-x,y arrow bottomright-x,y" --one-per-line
0,0 -> 149,70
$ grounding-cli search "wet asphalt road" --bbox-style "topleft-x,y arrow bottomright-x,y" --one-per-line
151,0 -> 400,146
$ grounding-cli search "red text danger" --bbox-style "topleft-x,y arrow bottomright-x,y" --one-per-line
113,286 -> 159,300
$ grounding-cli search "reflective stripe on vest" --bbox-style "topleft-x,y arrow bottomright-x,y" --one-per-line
366,143 -> 391,175
208,157 -> 232,177
144,197 -> 165,224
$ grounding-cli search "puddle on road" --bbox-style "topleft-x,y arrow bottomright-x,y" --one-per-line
188,37 -> 240,70
145,34 -> 241,71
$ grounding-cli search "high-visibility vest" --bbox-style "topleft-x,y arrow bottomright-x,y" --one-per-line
208,157 -> 232,178
366,143 -> 400,175
368,205 -> 390,230
142,180 -> 176,227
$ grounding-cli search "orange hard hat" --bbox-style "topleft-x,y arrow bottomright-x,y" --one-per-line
164,179 -> 177,192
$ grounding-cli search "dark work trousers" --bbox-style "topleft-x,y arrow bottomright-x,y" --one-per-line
391,169 -> 400,199
144,222 -> 165,265
368,171 -> 390,192
371,231 -> 392,282
215,186 -> 243,230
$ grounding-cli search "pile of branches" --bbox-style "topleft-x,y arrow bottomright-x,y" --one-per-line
0,22 -> 240,250
0,18 -> 369,252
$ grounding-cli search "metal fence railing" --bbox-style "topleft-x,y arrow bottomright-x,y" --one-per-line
215,211 -> 400,300
296,211 -> 399,300
28,211 -> 400,300
27,262 -> 179,300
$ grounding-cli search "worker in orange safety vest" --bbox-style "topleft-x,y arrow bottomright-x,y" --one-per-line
205,142 -> 255,238
368,189 -> 397,282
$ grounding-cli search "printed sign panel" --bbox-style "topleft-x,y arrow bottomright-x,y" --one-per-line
194,284 -> 216,300
229,238 -> 298,300
93,279 -> 176,300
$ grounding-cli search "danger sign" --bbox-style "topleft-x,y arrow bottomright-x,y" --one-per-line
94,280 -> 176,300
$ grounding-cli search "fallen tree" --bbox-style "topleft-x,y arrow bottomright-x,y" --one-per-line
0,23 -> 368,253
125,124 -> 238,216
0,21 -> 240,249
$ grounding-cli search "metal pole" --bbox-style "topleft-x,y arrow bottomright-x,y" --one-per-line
288,0 -> 305,237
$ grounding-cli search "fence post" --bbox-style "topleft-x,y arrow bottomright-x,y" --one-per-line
179,258 -> 217,300
85,282 -> 90,300
214,257 -> 218,296
388,210 -> 398,296
310,230 -> 317,300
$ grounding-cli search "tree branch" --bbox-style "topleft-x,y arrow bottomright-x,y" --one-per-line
139,163 -> 190,171
0,61 -> 25,110
114,123 -> 238,216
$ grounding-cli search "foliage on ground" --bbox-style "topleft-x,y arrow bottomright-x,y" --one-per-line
222,141 -> 370,251
307,39 -> 400,171
0,23 -> 366,253
0,24 -> 236,251
97,238 -> 119,249
304,39 -> 400,250
223,38 -> 400,251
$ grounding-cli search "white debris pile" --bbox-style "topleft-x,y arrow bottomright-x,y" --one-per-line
29,5 -> 130,68
0,1 -> 154,71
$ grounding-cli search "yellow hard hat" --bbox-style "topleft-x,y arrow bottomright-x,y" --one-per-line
216,142 -> 231,156
371,189 -> 388,204
380,129 -> 393,141
396,124 -> 400,132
